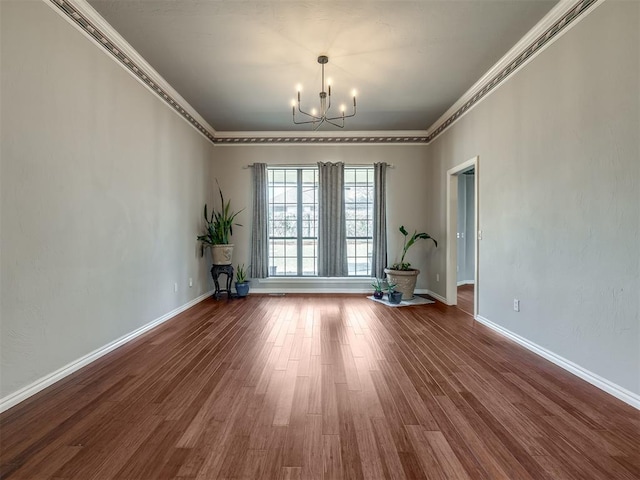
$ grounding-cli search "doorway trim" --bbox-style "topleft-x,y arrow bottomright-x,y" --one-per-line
446,156 -> 479,317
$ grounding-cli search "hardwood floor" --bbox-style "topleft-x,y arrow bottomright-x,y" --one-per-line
456,284 -> 474,316
1,295 -> 638,479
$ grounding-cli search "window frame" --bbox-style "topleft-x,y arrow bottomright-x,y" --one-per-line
267,165 -> 374,277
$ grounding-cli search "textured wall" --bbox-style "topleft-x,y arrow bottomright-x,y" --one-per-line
212,144 -> 432,290
426,1 -> 639,394
0,1 -> 215,398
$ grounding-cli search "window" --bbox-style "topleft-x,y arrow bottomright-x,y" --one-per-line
267,166 -> 373,277
345,168 -> 374,275
268,168 -> 318,276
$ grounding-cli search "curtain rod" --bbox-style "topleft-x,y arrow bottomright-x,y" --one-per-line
243,163 -> 394,169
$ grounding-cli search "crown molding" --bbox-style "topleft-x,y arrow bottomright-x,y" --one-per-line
425,0 -> 603,142
43,0 -> 603,147
43,0 -> 217,144
213,130 -> 429,146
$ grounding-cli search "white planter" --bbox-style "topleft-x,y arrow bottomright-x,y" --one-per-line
211,244 -> 234,265
384,268 -> 420,300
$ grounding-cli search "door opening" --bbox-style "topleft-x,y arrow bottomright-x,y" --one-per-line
446,157 -> 479,317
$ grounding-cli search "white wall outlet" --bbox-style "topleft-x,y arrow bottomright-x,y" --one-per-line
189,278 -> 193,288
513,299 -> 520,312
478,230 -> 483,240
436,273 -> 440,282
174,282 -> 178,293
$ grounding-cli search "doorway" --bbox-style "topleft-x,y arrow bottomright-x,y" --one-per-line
446,157 -> 479,317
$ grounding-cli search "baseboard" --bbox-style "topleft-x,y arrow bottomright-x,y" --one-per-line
251,287 -> 436,295
475,315 -> 640,410
251,288 -> 374,294
457,280 -> 475,286
426,290 -> 448,304
0,290 -> 213,414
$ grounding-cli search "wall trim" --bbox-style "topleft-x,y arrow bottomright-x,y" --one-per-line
426,290 -> 448,305
250,286 -> 433,295
0,290 -> 213,414
475,315 -> 640,410
43,0 -> 216,144
425,0 -> 603,142
457,280 -> 475,286
252,288 -> 374,295
213,131 -> 429,146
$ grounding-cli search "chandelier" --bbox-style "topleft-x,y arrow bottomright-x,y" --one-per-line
292,55 -> 357,130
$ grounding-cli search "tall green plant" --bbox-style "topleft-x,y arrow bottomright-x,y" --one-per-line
390,225 -> 437,270
197,180 -> 244,246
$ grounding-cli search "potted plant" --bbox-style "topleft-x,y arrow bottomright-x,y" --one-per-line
235,264 -> 250,297
387,282 -> 403,305
371,278 -> 385,299
384,225 -> 437,300
197,180 -> 244,265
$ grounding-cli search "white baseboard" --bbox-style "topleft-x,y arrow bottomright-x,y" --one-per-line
250,287 -> 436,295
475,315 -> 640,410
426,290 -> 448,304
457,280 -> 475,286
0,290 -> 213,414
251,288 -> 373,294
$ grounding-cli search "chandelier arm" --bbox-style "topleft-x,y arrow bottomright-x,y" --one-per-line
294,116 -> 324,125
297,102 -> 321,120
326,105 -> 357,121
325,118 -> 345,128
312,118 -> 327,131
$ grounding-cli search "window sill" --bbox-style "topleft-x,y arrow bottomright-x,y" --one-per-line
257,277 -> 374,285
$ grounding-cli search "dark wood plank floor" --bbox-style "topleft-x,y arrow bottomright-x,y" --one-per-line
456,284 -> 474,316
1,295 -> 638,479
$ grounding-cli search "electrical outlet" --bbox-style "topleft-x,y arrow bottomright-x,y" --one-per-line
174,282 -> 178,293
513,299 -> 520,312
478,230 -> 483,240
436,273 -> 440,282
189,278 -> 193,288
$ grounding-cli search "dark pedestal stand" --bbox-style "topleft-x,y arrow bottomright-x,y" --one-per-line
211,264 -> 234,300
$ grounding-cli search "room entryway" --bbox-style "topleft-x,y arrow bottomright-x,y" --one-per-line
446,156 -> 479,317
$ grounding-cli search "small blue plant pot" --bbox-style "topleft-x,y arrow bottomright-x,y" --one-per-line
388,291 -> 403,304
235,281 -> 250,297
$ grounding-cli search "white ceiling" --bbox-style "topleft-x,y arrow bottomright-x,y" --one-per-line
87,0 -> 558,132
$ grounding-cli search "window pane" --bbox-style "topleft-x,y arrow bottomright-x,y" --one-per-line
302,257 -> 317,276
302,240 -> 315,257
302,169 -> 316,183
285,240 -> 297,258
345,168 -> 374,276
285,258 -> 298,275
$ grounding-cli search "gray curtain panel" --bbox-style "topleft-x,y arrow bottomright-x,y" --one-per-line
250,163 -> 269,278
372,162 -> 388,278
317,162 -> 348,277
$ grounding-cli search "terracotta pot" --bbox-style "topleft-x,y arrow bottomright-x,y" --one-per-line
211,244 -> 234,265
384,268 -> 420,300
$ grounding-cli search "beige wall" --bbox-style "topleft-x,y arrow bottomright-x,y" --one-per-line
212,144 -> 432,291
425,1 -> 639,395
0,1 -> 215,400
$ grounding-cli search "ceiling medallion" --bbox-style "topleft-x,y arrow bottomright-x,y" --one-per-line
292,55 -> 357,130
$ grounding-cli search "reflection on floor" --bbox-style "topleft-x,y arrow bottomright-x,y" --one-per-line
457,283 -> 474,316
